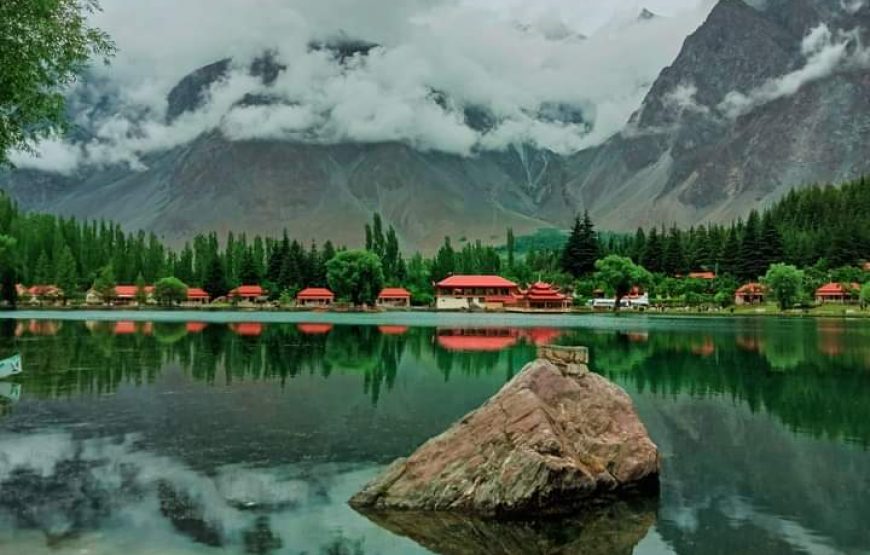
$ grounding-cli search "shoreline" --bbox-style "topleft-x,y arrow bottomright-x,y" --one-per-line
1,307 -> 868,329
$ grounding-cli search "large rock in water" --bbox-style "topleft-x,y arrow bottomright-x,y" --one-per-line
350,349 -> 659,517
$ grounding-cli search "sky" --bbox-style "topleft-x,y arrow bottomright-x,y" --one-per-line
14,0 -> 719,174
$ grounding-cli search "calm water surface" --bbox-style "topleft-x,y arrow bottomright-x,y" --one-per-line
0,314 -> 868,554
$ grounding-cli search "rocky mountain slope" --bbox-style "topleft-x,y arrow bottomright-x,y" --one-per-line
2,0 -> 869,249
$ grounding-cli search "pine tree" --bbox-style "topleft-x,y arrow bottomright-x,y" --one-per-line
506,228 -> 516,270
53,246 -> 78,303
739,211 -> 763,279
720,227 -> 741,277
642,227 -> 663,273
203,255 -> 227,299
134,272 -> 148,305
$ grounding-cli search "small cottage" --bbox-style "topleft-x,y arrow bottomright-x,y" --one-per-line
229,285 -> 268,304
735,283 -> 766,305
296,287 -> 335,308
815,282 -> 860,303
377,287 -> 412,308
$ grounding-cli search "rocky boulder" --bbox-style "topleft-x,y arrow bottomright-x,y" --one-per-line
349,349 -> 659,517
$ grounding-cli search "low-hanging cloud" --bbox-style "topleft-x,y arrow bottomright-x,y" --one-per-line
11,0 -> 716,174
718,23 -> 870,119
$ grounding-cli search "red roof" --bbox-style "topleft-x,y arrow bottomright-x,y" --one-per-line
28,285 -> 62,297
187,288 -> 209,300
378,287 -> 411,299
436,275 -> 518,289
297,287 -> 335,300
230,285 -> 266,298
115,285 -> 154,298
523,282 -> 567,301
297,323 -> 333,335
378,325 -> 409,335
736,282 -> 766,295
816,282 -> 860,296
688,272 -> 716,280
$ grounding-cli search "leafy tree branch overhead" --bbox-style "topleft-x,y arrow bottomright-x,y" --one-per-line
0,0 -> 114,166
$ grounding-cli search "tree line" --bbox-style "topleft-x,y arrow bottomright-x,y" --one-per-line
0,176 -> 868,306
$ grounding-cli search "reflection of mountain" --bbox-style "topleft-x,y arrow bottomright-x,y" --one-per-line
636,394 -> 870,553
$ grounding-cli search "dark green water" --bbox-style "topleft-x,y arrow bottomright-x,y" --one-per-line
0,314 -> 868,554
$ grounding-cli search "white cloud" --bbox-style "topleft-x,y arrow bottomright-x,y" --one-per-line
11,0 -> 714,173
718,24 -> 870,119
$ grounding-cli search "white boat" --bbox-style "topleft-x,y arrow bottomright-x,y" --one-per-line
0,354 -> 22,380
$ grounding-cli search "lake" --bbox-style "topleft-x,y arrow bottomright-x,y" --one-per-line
0,313 -> 868,554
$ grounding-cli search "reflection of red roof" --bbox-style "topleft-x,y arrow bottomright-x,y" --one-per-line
691,339 -> 715,357
297,288 -> 334,300
436,275 -> 518,288
230,285 -> 266,298
521,328 -> 562,346
297,323 -> 333,335
186,322 -> 208,333
736,282 -> 766,295
816,282 -> 859,296
437,335 -> 517,352
523,282 -> 567,301
378,288 -> 411,299
114,321 -> 137,335
231,322 -> 263,336
187,288 -> 209,300
378,325 -> 409,335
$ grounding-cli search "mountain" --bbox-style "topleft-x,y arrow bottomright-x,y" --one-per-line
2,0 -> 869,249
565,0 -> 870,229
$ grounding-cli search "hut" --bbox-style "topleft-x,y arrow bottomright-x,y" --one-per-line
815,282 -> 860,303
296,287 -> 335,308
735,283 -> 766,305
184,287 -> 210,306
229,285 -> 268,304
377,287 -> 412,308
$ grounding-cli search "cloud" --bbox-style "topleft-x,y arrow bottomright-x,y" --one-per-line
11,0 -> 714,173
718,24 -> 870,119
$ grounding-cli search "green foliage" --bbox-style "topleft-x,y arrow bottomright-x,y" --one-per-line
0,235 -> 19,306
861,283 -> 870,308
0,0 -> 115,165
134,272 -> 148,305
594,255 -> 652,309
92,265 -> 115,302
326,250 -> 384,306
763,264 -> 804,310
154,277 -> 187,306
561,212 -> 598,278
54,245 -> 78,303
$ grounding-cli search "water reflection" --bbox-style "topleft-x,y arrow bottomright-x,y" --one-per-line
356,500 -> 657,555
0,317 -> 868,554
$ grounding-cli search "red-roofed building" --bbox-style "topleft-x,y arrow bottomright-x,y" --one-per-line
519,282 -> 571,311
815,282 -> 860,303
735,283 -> 766,305
229,285 -> 268,304
296,288 -> 335,308
185,288 -> 210,306
688,272 -> 716,280
18,284 -> 64,305
87,284 -> 154,306
435,275 -> 520,310
377,287 -> 412,308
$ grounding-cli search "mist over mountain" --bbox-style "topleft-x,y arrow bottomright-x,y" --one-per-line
2,0 -> 869,250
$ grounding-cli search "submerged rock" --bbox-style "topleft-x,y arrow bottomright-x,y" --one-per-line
350,348 -> 659,517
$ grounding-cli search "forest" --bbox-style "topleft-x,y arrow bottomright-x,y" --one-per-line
0,176 -> 868,306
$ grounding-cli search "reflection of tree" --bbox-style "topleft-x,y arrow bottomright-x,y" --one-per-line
242,516 -> 283,555
5,319 -> 870,444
